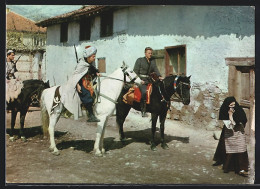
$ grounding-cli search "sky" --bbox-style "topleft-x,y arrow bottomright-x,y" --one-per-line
6,5 -> 83,22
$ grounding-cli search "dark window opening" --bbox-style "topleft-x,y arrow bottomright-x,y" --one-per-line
100,11 -> 113,37
60,22 -> 68,43
80,18 -> 91,41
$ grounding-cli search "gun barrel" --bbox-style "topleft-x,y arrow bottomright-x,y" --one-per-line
14,54 -> 22,64
74,44 -> 79,63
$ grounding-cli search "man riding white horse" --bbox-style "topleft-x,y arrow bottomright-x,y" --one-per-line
61,46 -> 100,122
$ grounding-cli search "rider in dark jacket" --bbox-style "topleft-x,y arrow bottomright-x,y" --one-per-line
133,47 -> 163,117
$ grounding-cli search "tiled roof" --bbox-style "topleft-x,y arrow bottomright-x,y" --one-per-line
36,5 -> 107,27
6,11 -> 46,33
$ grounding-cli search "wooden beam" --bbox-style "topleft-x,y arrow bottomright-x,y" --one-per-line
225,57 -> 255,66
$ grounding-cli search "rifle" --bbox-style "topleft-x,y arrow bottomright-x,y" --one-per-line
74,44 -> 79,63
14,54 -> 22,64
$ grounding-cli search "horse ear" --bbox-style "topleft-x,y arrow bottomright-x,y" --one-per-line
121,61 -> 128,69
46,80 -> 50,87
188,75 -> 191,79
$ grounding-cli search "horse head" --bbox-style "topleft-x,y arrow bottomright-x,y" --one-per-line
175,75 -> 191,105
121,61 -> 142,85
163,75 -> 191,105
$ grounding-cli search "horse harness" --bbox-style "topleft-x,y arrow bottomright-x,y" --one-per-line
159,76 -> 190,109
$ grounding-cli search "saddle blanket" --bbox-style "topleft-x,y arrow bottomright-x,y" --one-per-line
123,84 -> 152,105
6,79 -> 23,103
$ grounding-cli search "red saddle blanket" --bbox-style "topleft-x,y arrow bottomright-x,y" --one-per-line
123,84 -> 152,105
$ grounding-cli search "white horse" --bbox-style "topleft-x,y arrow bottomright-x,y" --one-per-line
41,63 -> 142,156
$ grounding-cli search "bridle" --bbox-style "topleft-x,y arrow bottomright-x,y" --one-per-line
121,66 -> 139,84
96,65 -> 139,104
172,76 -> 190,102
159,76 -> 190,107
98,66 -> 138,84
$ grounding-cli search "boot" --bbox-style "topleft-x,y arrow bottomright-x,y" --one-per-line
85,103 -> 100,122
140,100 -> 148,117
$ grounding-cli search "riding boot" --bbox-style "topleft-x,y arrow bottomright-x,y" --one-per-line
85,103 -> 100,122
140,100 -> 148,117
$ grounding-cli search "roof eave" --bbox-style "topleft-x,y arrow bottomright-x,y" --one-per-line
36,6 -> 110,27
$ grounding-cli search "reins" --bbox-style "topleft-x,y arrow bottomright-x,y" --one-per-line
95,67 -> 139,105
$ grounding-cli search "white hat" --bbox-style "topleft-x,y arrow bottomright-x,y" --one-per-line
83,46 -> 97,58
7,50 -> 14,55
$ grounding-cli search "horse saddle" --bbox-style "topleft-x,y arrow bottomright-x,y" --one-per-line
123,84 -> 152,105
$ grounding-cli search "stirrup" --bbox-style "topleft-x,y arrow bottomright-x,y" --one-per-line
141,111 -> 148,117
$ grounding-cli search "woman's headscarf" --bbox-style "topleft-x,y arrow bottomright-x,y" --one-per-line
219,96 -> 247,125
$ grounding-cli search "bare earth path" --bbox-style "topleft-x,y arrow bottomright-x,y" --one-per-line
6,108 -> 254,184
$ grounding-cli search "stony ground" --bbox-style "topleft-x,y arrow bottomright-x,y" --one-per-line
5,108 -> 255,184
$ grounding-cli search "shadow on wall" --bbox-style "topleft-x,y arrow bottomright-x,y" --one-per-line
127,6 -> 254,39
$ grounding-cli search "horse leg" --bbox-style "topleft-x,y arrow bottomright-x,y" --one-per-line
48,114 -> 60,156
100,117 -> 109,155
151,113 -> 158,151
9,110 -> 18,141
116,103 -> 131,142
94,115 -> 107,157
160,112 -> 169,150
19,109 -> 28,142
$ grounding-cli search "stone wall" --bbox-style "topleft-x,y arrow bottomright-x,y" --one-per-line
168,82 -> 228,130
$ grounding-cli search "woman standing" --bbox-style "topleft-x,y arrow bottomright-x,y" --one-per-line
213,96 -> 249,177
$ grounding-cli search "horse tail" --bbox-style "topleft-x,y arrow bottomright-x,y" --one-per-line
40,90 -> 49,138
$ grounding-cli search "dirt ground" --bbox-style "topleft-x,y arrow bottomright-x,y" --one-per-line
5,107 -> 255,185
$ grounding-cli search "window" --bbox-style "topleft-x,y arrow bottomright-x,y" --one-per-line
165,45 -> 186,76
98,57 -> 106,73
100,11 -> 113,37
60,22 -> 68,43
80,17 -> 91,41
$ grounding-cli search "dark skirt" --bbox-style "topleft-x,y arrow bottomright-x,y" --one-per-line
78,82 -> 93,104
213,126 -> 249,173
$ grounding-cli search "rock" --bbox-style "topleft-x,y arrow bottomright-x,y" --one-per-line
211,113 -> 216,119
213,131 -> 222,140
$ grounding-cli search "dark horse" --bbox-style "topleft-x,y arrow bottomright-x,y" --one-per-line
116,75 -> 191,151
6,79 -> 50,141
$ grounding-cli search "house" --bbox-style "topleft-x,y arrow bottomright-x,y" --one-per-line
6,8 -> 47,81
36,5 -> 255,132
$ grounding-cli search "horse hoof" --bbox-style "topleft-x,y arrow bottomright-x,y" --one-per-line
52,151 -> 60,156
101,148 -> 106,154
48,147 -> 54,152
161,143 -> 169,150
151,145 -> 157,151
9,136 -> 15,142
95,152 -> 103,157
120,137 -> 127,142
21,136 -> 27,142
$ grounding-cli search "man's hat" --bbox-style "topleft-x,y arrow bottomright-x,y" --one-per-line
83,46 -> 97,58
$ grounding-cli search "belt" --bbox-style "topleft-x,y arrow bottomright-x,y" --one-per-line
140,74 -> 149,78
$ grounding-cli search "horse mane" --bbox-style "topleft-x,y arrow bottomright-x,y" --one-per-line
23,79 -> 44,88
